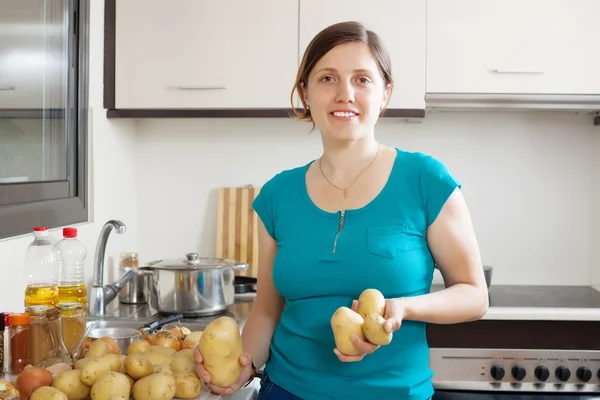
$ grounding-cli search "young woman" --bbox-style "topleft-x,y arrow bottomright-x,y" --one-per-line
195,21 -> 489,400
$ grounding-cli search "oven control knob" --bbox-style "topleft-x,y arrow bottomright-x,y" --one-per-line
491,365 -> 505,380
576,367 -> 592,382
555,366 -> 571,382
512,365 -> 526,381
534,366 -> 550,382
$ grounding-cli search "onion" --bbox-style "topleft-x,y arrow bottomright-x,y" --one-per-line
97,336 -> 122,355
145,330 -> 182,351
15,367 -> 53,400
168,326 -> 191,338
0,378 -> 19,399
45,362 -> 73,379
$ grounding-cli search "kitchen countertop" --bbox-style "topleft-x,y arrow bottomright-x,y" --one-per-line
433,284 -> 600,321
94,284 -> 600,332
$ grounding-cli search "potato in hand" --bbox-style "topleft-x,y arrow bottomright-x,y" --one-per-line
356,289 -> 386,319
330,306 -> 365,356
363,313 -> 393,345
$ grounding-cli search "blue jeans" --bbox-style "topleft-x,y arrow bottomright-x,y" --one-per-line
257,371 -> 432,400
257,371 -> 302,399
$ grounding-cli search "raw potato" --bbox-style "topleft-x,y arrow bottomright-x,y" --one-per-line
128,340 -> 151,355
124,354 -> 153,380
356,289 -> 386,319
141,351 -> 173,366
31,386 -> 68,400
198,316 -> 244,387
153,364 -> 174,376
131,373 -> 177,400
75,356 -> 96,370
171,356 -> 195,374
331,306 -> 366,356
86,339 -> 110,358
363,313 -> 393,345
117,355 -> 127,373
90,372 -> 131,400
173,349 -> 195,362
98,354 -> 122,372
174,372 -> 202,399
80,357 -> 114,386
149,346 -> 176,357
52,369 -> 91,400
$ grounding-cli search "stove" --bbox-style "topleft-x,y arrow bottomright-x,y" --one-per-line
428,285 -> 600,399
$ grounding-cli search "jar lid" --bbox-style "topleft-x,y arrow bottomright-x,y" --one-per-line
9,313 -> 29,325
120,252 -> 138,259
57,302 -> 84,311
0,312 -> 3,330
143,253 -> 247,271
25,305 -> 54,316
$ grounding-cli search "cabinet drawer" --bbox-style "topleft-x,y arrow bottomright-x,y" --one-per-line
115,0 -> 298,109
426,0 -> 600,95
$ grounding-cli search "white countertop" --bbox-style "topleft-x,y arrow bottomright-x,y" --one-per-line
481,306 -> 600,321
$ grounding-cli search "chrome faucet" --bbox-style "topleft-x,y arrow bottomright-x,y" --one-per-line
88,220 -> 136,317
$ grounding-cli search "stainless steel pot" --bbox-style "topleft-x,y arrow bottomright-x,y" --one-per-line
140,253 -> 248,317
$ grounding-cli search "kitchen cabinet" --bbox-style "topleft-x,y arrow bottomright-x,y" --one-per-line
426,0 -> 600,96
113,0 -> 299,110
298,0 -> 426,110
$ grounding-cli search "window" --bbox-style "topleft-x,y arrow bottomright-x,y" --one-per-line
0,0 -> 89,239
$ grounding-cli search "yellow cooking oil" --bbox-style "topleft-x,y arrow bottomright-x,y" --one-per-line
58,283 -> 88,311
24,284 -> 59,307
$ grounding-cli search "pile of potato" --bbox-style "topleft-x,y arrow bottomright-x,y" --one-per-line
14,323 -> 210,400
13,315 -> 247,400
330,289 -> 393,356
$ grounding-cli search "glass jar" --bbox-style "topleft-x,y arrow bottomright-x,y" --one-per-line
57,302 -> 85,356
120,252 -> 139,269
8,313 -> 29,374
26,306 -> 73,368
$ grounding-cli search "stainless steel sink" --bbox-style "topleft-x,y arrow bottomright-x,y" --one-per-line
86,319 -> 210,333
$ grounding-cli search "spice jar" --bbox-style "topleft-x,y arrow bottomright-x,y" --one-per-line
0,312 -> 4,377
57,302 -> 85,355
120,252 -> 139,269
8,313 -> 29,374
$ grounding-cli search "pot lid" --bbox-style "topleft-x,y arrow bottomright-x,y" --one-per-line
143,253 -> 246,271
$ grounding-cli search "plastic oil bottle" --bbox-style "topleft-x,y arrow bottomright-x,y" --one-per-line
24,227 -> 60,307
55,227 -> 88,310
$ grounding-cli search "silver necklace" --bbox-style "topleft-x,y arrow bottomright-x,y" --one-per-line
318,144 -> 381,198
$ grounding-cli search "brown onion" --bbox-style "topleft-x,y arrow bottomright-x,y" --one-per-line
146,330 -> 182,351
15,367 -> 53,400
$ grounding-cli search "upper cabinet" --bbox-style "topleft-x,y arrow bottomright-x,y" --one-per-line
426,0 -> 600,96
113,0 -> 298,109
299,0 -> 426,110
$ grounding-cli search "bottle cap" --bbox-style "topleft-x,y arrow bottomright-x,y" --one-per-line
33,227 -> 48,232
63,227 -> 78,238
8,313 -> 29,326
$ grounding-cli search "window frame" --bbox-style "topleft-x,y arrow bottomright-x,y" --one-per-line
0,0 -> 89,239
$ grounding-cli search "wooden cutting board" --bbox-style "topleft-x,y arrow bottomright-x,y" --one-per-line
216,186 -> 261,277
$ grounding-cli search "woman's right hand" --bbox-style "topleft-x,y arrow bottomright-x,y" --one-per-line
193,345 -> 254,396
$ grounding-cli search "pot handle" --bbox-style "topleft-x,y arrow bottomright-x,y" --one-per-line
233,263 -> 249,271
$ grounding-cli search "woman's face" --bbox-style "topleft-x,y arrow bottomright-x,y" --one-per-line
303,42 -> 391,143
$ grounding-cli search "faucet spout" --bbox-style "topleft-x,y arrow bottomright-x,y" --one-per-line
88,220 -> 127,317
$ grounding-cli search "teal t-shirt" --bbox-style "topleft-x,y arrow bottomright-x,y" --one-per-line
251,148 -> 460,400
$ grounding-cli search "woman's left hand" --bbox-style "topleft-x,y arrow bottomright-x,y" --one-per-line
334,299 -> 405,362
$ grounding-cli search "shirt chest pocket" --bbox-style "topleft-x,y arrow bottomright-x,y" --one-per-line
367,224 -> 419,259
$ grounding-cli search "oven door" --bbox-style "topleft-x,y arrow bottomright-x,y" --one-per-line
433,390 -> 600,399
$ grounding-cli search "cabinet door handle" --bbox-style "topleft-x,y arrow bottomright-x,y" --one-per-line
0,86 -> 15,91
492,69 -> 544,75
177,84 -> 227,90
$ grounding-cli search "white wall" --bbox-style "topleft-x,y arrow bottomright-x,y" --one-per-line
134,111 -> 598,286
0,0 -> 139,312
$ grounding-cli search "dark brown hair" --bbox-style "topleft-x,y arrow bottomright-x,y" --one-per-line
290,21 -> 394,124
